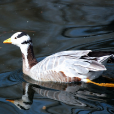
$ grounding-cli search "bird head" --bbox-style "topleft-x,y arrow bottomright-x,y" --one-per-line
3,32 -> 32,47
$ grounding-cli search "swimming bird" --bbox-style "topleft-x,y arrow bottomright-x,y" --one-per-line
3,32 -> 114,83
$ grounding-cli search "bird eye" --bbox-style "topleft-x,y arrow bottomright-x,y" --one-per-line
15,37 -> 17,39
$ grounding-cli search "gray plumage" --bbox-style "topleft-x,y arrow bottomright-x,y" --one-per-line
3,32 -> 113,83
29,50 -> 110,82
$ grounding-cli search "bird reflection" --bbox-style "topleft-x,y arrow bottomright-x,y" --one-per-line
6,75 -> 113,110
7,83 -> 35,110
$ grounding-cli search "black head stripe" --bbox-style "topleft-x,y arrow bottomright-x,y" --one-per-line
21,40 -> 32,44
17,32 -> 27,38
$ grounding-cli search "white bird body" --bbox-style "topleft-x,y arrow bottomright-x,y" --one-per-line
3,32 -> 114,83
26,51 -> 112,82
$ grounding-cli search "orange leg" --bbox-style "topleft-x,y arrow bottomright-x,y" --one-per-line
86,79 -> 114,87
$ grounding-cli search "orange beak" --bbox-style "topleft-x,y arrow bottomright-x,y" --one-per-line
3,38 -> 12,44
6,99 -> 14,103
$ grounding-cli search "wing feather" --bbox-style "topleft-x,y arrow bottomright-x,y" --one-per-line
50,50 -> 91,58
31,50 -> 106,79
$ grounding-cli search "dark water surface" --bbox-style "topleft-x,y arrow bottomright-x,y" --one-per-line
0,0 -> 114,113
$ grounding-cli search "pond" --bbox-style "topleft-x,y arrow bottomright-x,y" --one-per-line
0,0 -> 114,114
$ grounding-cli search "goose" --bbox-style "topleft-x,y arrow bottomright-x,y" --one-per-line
3,32 -> 114,84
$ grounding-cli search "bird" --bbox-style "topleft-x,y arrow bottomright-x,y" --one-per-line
3,32 -> 114,84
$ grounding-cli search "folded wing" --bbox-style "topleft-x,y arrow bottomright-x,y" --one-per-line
33,50 -> 106,77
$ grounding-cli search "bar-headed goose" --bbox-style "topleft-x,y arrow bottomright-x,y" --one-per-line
3,32 -> 114,83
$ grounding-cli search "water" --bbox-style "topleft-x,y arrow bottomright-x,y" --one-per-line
0,0 -> 114,113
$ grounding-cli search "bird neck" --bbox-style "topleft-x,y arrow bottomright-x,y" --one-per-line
21,44 -> 38,69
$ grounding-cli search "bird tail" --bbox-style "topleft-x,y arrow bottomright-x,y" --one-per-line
97,55 -> 113,65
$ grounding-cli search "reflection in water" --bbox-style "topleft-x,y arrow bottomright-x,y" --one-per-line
4,74 -> 114,114
7,83 -> 35,110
